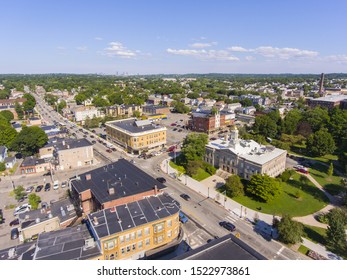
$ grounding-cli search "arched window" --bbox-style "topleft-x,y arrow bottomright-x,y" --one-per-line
110,254 -> 115,260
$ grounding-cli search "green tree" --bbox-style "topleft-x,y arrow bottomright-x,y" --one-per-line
28,193 -> 41,210
132,110 -> 141,118
173,101 -> 190,114
22,93 -> 36,113
225,175 -> 244,197
280,169 -> 294,182
246,174 -> 282,202
282,109 -> 302,135
181,133 -> 208,164
74,93 -> 87,105
13,186 -> 26,201
57,100 -> 67,113
303,107 -> 330,132
10,126 -> 48,156
15,101 -> 24,119
327,162 -> 334,177
0,110 -> 14,122
0,117 -> 18,147
277,215 -> 304,244
326,208 -> 347,255
306,128 -> 336,157
240,98 -> 253,107
0,162 -> 6,171
253,115 -> 278,139
185,160 -> 202,177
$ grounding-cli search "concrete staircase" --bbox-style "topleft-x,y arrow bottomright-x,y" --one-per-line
215,169 -> 231,179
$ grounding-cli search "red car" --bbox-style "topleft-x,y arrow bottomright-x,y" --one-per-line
170,123 -> 176,126
297,168 -> 309,174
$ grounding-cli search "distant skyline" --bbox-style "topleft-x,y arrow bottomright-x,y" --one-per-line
1,0 -> 347,75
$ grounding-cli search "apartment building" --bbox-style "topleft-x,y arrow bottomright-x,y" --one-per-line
204,127 -> 287,179
307,95 -> 347,110
105,104 -> 142,118
142,105 -> 171,115
71,106 -> 98,122
189,110 -> 234,134
39,138 -> 94,170
105,118 -> 166,154
87,193 -> 181,260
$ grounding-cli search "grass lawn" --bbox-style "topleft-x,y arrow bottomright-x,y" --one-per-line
309,162 -> 345,195
231,173 -> 329,217
169,160 -> 211,182
192,168 -> 210,181
290,144 -> 338,163
303,225 -> 327,245
298,245 -> 310,256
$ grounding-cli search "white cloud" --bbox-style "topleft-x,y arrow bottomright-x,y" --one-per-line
254,46 -> 318,59
245,56 -> 255,61
190,42 -> 217,48
104,42 -> 136,58
76,46 -> 87,51
57,46 -> 67,50
325,54 -> 347,63
94,37 -> 103,41
167,48 -> 239,61
228,46 -> 249,52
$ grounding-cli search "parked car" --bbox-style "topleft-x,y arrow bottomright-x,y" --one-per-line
44,183 -> 51,191
106,149 -> 112,153
11,228 -> 19,240
156,177 -> 166,183
9,218 -> 19,227
35,185 -> 43,192
179,212 -> 188,224
14,204 -> 31,216
219,221 -> 236,232
180,193 -> 191,201
61,181 -> 67,188
25,186 -> 35,193
53,180 -> 59,190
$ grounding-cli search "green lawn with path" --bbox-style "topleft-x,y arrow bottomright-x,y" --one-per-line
169,160 -> 210,182
309,162 -> 345,195
230,173 -> 329,217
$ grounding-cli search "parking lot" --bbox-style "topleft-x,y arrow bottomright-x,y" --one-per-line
159,113 -> 191,145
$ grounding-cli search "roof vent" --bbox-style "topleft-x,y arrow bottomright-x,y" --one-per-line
35,218 -> 41,223
85,174 -> 91,180
93,216 -> 99,226
83,238 -> 95,250
109,187 -> 115,195
8,248 -> 16,259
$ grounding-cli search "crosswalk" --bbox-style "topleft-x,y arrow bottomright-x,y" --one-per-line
224,213 -> 239,224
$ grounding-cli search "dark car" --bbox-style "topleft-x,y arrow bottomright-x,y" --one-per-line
173,128 -> 177,131
9,218 -> 19,227
11,228 -> 19,240
90,135 -> 94,138
156,177 -> 166,184
219,221 -> 236,232
178,129 -> 182,132
106,149 -> 112,153
44,183 -> 51,191
43,171 -> 51,176
92,140 -> 96,144
35,185 -> 43,192
180,194 -> 191,201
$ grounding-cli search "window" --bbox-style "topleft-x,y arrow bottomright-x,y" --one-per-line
144,227 -> 150,235
167,220 -> 172,227
104,240 -> 114,250
137,229 -> 142,238
119,236 -> 124,244
125,234 -> 130,242
132,244 -> 136,251
121,247 -> 125,255
138,241 -> 143,249
131,232 -> 136,240
154,222 -> 164,233
110,254 -> 115,260
167,230 -> 172,238
126,245 -> 131,253
145,238 -> 150,246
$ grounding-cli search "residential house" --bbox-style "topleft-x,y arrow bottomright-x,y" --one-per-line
19,156 -> 51,175
0,146 -> 8,162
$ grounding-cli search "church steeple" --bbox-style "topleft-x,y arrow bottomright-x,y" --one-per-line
229,125 -> 239,148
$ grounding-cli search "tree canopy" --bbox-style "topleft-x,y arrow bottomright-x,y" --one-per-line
225,175 -> 244,197
277,215 -> 304,244
181,133 -> 208,164
306,128 -> 336,157
10,126 -> 48,156
246,174 -> 282,202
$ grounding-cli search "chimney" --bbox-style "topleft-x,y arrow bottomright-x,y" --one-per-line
85,174 -> 91,180
109,187 -> 115,195
62,140 -> 65,146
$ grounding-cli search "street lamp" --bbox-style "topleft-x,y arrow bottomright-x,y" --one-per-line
222,190 -> 226,208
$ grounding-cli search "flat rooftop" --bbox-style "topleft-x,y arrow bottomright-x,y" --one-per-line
44,137 -> 92,150
174,234 -> 267,260
207,138 -> 286,165
71,159 -> 166,204
106,118 -> 166,134
88,193 -> 179,239
34,224 -> 101,260
311,94 -> 347,102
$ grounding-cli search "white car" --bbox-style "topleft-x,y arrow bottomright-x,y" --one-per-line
53,180 -> 59,190
14,204 -> 31,216
61,181 -> 67,188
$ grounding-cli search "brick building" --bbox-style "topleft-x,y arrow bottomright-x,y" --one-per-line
189,110 -> 234,134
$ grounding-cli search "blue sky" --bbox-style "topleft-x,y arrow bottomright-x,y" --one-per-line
1,0 -> 347,74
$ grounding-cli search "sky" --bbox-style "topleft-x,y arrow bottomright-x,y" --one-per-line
1,0 -> 347,75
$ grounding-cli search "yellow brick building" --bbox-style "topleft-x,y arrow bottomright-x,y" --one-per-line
106,118 -> 167,154
87,194 -> 181,260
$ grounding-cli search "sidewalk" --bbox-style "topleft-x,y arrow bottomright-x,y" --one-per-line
161,157 -> 339,259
